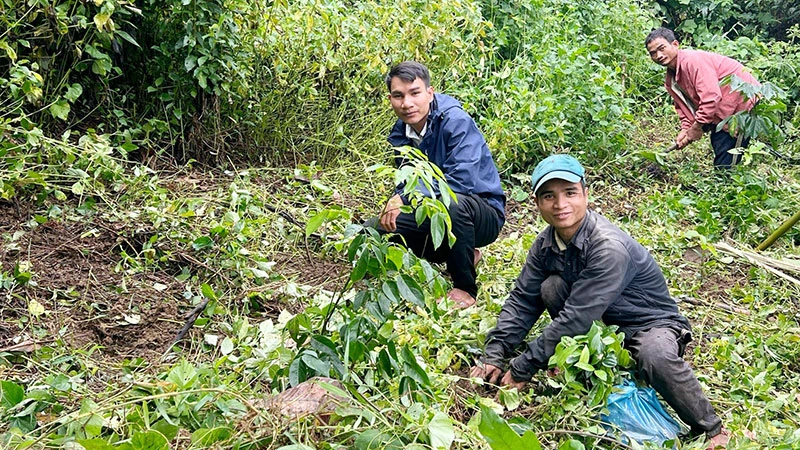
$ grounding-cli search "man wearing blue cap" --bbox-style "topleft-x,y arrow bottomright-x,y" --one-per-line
470,154 -> 732,449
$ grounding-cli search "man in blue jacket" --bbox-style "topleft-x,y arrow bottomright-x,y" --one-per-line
378,61 -> 506,309
470,155 -> 732,449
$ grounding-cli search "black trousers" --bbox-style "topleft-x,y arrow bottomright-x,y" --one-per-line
541,275 -> 723,438
371,193 -> 503,298
709,126 -> 750,169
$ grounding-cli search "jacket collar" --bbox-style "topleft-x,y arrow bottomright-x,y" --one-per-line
542,210 -> 597,252
388,94 -> 443,147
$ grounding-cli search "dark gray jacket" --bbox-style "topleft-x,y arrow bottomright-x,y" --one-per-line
483,210 -> 691,381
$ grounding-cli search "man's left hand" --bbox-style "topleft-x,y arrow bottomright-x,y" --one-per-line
500,370 -> 527,391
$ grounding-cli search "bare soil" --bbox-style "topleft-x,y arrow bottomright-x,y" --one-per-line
0,195 -> 349,372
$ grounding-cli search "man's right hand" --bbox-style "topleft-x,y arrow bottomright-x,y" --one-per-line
380,194 -> 404,232
469,362 -> 503,384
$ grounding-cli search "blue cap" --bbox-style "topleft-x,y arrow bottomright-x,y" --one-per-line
531,154 -> 585,195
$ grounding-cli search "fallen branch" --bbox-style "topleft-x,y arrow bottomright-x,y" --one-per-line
170,297 -> 211,347
714,241 -> 800,287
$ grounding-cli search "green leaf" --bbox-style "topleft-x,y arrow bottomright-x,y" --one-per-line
65,83 -> 83,102
386,246 -> 405,270
557,440 -> 586,450
354,429 -> 403,450
49,100 -> 70,120
77,439 -> 115,450
305,210 -> 327,237
200,283 -> 218,300
191,427 -> 233,446
478,404 -> 542,450
400,344 -> 430,386
115,30 -> 141,48
430,212 -> 446,249
350,253 -> 369,283
428,411 -> 455,449
396,274 -> 425,306
578,346 -> 590,364
121,430 -> 169,450
192,236 -> 214,250
0,381 -> 24,408
381,280 -> 402,304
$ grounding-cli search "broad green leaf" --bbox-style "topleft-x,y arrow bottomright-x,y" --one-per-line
354,429 -> 403,450
120,430 -> 169,450
305,210 -> 327,237
191,427 -> 233,446
385,246 -> 405,270
150,420 -> 179,441
578,346 -> 590,365
49,100 -> 70,120
428,411 -> 455,449
350,253 -> 369,283
65,83 -> 83,102
200,283 -> 217,300
558,440 -> 586,450
27,299 -> 45,316
396,274 -> 425,306
381,280 -> 402,304
430,212 -> 446,249
220,337 -> 234,355
400,344 -> 430,386
0,381 -> 24,408
192,236 -> 214,250
77,439 -> 115,450
478,405 -> 542,450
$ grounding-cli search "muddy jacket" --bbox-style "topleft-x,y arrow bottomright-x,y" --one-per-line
483,210 -> 690,381
387,93 -> 506,220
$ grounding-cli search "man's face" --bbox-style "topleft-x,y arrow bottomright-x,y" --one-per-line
646,37 -> 680,71
388,77 -> 434,133
534,178 -> 588,242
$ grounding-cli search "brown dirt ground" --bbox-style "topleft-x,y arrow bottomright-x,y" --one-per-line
0,195 -> 349,374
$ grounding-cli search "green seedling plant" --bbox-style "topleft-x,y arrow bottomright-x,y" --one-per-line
719,74 -> 787,150
548,322 -> 634,412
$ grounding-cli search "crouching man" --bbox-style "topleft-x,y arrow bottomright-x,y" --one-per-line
470,154 -> 731,449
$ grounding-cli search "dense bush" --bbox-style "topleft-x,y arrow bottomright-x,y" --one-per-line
454,0 -> 659,170
649,0 -> 800,41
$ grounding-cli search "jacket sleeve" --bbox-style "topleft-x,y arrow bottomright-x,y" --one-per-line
439,111 -> 487,194
509,240 -> 635,381
482,241 -> 548,369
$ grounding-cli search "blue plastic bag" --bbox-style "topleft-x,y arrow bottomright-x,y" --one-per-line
600,378 -> 684,446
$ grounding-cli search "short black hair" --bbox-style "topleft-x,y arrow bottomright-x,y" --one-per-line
385,61 -> 430,91
645,27 -> 677,46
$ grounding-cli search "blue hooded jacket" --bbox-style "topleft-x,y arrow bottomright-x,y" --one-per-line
387,93 -> 506,220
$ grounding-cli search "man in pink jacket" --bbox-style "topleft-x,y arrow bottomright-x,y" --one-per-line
646,28 -> 759,168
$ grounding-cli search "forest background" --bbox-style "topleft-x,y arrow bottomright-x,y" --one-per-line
1,0 -> 800,449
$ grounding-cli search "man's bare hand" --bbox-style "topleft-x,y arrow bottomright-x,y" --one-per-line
500,370 -> 527,391
677,122 -> 704,149
470,362 -> 503,385
380,194 -> 403,232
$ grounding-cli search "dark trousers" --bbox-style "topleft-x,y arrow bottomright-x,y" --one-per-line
371,193 -> 503,298
709,126 -> 750,169
541,275 -> 723,438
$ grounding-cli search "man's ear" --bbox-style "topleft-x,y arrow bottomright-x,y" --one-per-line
671,40 -> 680,48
